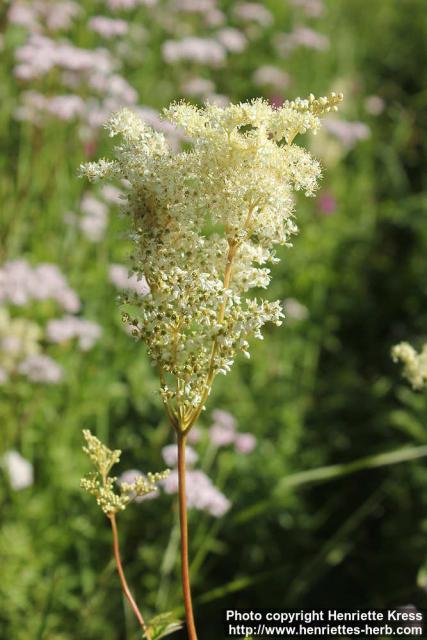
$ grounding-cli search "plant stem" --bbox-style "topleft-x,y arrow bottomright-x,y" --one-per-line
185,239 -> 239,431
177,432 -> 199,640
109,513 -> 152,640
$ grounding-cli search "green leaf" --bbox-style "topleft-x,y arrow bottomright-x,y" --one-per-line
145,612 -> 183,640
276,445 -> 427,492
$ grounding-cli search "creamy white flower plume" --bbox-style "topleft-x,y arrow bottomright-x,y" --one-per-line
81,95 -> 342,422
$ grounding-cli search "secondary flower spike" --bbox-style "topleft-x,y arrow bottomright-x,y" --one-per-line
80,93 -> 343,427
80,430 -> 169,515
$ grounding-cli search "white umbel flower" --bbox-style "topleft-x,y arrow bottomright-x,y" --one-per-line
3,451 -> 34,490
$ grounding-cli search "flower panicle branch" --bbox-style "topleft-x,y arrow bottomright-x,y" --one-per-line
80,429 -> 169,515
80,430 -> 171,640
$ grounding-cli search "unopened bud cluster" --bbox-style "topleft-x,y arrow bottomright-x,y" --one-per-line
81,94 -> 343,425
80,430 -> 169,515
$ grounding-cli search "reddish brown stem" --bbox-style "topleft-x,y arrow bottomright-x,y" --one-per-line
109,513 -> 152,640
177,433 -> 199,640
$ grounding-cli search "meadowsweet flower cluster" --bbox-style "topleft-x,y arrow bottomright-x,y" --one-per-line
392,342 -> 427,390
81,430 -> 169,515
81,94 -> 342,425
118,470 -> 160,501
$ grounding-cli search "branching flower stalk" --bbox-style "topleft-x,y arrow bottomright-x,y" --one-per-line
110,512 -> 148,632
80,430 -> 169,639
81,92 -> 343,639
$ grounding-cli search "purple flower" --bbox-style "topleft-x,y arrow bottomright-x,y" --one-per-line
324,118 -> 370,148
187,426 -> 202,444
9,1 -> 81,32
234,433 -> 256,454
204,8 -> 225,26
135,106 -> 185,148
216,28 -> 247,53
161,469 -> 231,517
100,184 -> 124,205
253,66 -> 290,90
270,95 -> 284,109
109,264 -> 151,296
0,260 -> 80,312
209,409 -> 257,453
181,77 -> 216,98
78,194 -> 108,242
88,16 -> 129,39
161,444 -> 198,467
8,2 -> 38,31
107,0 -> 156,9
233,3 -> 273,26
212,409 -> 236,430
209,409 -> 237,447
163,37 -> 226,67
15,34 -> 114,80
209,423 -> 236,447
16,92 -> 87,123
88,73 -> 138,105
291,0 -> 324,18
46,316 -> 101,351
46,1 -> 81,31
46,95 -> 86,120
83,140 -> 97,158
18,354 -> 63,383
275,27 -> 329,56
317,192 -> 337,215
175,0 -> 217,12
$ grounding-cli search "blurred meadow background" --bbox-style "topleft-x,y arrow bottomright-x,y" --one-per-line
1,0 -> 427,638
